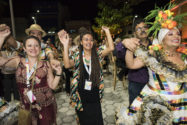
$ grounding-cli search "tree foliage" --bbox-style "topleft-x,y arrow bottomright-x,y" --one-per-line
93,0 -> 147,37
93,0 -> 134,37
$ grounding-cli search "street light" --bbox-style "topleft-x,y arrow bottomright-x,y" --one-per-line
132,14 -> 138,31
37,10 -> 40,13
32,16 -> 36,24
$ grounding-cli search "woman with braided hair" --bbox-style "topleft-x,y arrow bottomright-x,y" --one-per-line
58,26 -> 114,125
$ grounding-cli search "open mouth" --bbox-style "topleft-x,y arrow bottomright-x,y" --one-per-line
172,39 -> 180,43
85,44 -> 92,47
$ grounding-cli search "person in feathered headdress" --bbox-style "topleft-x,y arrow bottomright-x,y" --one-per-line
116,3 -> 187,125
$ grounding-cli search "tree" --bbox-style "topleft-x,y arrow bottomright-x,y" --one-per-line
93,0 -> 147,39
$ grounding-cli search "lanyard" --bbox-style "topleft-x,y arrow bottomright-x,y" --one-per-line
82,51 -> 91,80
25,58 -> 37,87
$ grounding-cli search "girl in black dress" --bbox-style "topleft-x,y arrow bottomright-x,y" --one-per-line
58,26 -> 114,125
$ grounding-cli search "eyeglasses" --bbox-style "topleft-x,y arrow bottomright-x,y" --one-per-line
135,26 -> 148,32
82,38 -> 94,42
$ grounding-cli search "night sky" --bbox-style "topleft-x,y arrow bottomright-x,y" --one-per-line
1,0 -> 169,20
0,0 -> 170,40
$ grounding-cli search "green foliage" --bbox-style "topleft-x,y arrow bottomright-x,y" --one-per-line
93,0 -> 134,38
95,2 -> 132,27
174,13 -> 187,23
144,8 -> 160,22
145,2 -> 187,38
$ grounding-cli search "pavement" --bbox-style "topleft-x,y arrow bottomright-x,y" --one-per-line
55,72 -> 129,125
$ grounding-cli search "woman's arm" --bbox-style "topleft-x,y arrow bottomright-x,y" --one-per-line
0,24 -> 11,49
125,49 -> 145,69
58,30 -> 74,68
47,61 -> 62,90
0,56 -> 20,69
101,26 -> 114,57
0,24 -> 20,68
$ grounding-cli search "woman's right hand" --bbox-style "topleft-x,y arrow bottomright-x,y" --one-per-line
58,30 -> 69,48
122,38 -> 140,52
0,24 -> 11,41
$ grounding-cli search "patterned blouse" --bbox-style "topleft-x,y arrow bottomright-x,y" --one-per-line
16,60 -> 57,116
70,46 -> 105,111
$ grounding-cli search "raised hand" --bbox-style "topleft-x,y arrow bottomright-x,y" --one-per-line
58,30 -> 69,48
0,24 -> 11,40
101,26 -> 110,33
50,59 -> 62,75
122,38 -> 140,52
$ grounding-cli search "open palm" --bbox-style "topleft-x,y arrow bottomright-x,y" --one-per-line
58,30 -> 69,47
101,26 -> 110,32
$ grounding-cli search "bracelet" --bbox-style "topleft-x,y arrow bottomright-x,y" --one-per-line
55,74 -> 62,76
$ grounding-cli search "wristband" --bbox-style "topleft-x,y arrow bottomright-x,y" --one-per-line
55,74 -> 62,76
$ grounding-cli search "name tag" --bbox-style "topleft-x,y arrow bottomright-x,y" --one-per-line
26,90 -> 36,103
84,80 -> 92,91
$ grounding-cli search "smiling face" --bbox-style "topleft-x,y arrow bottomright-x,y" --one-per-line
81,34 -> 94,51
24,38 -> 41,57
162,28 -> 181,48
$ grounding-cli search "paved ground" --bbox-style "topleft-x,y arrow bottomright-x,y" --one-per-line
55,72 -> 129,125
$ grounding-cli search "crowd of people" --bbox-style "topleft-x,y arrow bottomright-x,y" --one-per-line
0,2 -> 186,125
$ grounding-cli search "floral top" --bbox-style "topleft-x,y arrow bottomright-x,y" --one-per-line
70,46 -> 105,111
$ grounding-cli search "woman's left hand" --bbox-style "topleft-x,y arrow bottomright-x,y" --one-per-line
51,60 -> 62,75
101,26 -> 110,33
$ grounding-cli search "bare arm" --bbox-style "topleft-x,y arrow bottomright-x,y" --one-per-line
0,24 -> 19,49
0,24 -> 11,49
101,26 -> 114,57
125,49 -> 145,69
47,61 -> 62,90
0,24 -> 20,68
58,30 -> 74,68
0,56 -> 20,69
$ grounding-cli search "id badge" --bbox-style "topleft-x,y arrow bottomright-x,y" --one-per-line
84,80 -> 92,91
26,90 -> 36,103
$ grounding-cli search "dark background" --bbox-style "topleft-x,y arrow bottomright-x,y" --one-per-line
0,0 -> 170,40
1,0 -> 169,21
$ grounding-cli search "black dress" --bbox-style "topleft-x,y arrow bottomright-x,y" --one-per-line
76,65 -> 104,125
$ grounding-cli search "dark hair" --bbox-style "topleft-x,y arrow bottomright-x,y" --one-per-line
23,36 -> 41,47
78,32 -> 101,88
132,17 -> 145,32
78,27 -> 88,34
80,31 -> 94,41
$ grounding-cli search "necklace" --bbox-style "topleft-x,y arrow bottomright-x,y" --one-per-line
160,50 -> 187,71
84,58 -> 90,64
162,50 -> 178,57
